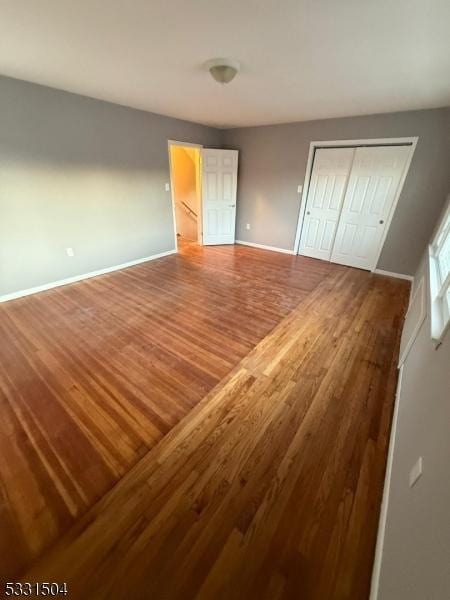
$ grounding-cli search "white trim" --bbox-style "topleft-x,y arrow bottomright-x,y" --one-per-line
298,136 -> 419,149
369,364 -> 404,600
429,195 -> 450,344
429,250 -> 450,343
398,276 -> 426,366
168,140 -> 203,248
0,249 -> 177,303
293,137 -> 419,270
373,269 -> 413,281
236,240 -> 295,255
196,150 -> 203,245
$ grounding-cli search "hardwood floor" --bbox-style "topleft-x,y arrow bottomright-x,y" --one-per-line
0,242 -> 337,579
19,260 -> 410,599
1,243 -> 410,598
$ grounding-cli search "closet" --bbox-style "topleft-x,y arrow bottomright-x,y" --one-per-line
299,144 -> 412,270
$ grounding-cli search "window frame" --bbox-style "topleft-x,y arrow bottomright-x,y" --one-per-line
429,196 -> 450,343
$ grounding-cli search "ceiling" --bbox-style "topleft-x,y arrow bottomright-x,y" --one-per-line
0,0 -> 449,128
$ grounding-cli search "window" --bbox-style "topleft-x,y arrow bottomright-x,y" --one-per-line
429,196 -> 450,342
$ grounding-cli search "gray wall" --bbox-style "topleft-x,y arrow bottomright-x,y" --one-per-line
0,76 -> 221,296
1,75 -> 448,296
223,108 -> 450,275
375,247 -> 450,599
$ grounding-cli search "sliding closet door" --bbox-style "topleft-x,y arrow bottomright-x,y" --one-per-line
331,145 -> 410,270
299,147 -> 354,260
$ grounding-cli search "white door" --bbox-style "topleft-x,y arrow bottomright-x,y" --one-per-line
202,149 -> 238,245
299,147 -> 354,260
331,145 -> 410,270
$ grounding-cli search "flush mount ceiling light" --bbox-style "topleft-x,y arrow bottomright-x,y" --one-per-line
206,58 -> 240,84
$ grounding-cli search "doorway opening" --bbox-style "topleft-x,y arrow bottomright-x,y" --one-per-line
168,141 -> 202,249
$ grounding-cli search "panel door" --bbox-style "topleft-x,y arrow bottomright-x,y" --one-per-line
331,145 -> 410,270
202,149 -> 238,245
299,147 -> 354,260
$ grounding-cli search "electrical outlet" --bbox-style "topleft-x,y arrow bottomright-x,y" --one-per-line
66,247 -> 74,257
409,456 -> 423,488
297,184 -> 303,194
165,182 -> 170,192
246,223 -> 251,230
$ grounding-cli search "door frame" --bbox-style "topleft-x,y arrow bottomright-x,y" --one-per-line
293,137 -> 418,270
167,140 -> 203,249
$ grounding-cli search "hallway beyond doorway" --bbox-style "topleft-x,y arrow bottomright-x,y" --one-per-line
169,143 -> 201,246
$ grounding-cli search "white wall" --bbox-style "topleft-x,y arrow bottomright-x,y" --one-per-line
373,250 -> 450,598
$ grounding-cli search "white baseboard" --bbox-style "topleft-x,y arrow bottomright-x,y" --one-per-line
369,365 -> 404,600
0,249 -> 177,303
373,268 -> 413,281
236,240 -> 295,255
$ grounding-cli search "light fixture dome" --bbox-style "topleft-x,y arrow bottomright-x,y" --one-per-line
206,58 -> 240,84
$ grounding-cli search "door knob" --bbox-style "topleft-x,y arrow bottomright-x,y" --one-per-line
307,211 -> 311,215
229,204 -> 235,207
379,219 -> 384,224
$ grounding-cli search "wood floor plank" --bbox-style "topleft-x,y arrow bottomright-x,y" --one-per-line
16,257 -> 409,599
0,240 -> 338,578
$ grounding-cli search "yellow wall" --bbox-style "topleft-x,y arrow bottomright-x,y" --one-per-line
170,146 -> 200,241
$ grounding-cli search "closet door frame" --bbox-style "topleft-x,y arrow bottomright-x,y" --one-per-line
293,137 -> 418,271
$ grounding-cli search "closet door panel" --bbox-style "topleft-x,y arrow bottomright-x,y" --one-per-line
331,145 -> 410,270
299,147 -> 354,260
